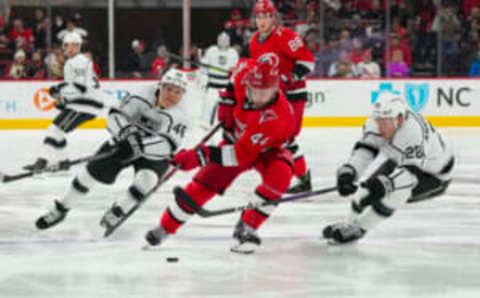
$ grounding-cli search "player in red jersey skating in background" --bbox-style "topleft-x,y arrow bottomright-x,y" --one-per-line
145,53 -> 295,254
249,0 -> 315,193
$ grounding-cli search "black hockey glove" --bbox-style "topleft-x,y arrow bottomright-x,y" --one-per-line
358,174 -> 394,207
337,164 -> 358,197
116,125 -> 143,159
49,83 -> 68,109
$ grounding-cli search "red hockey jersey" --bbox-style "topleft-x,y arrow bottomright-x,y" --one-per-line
249,26 -> 314,101
219,58 -> 295,167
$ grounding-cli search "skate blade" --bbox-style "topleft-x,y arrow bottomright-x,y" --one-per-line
230,242 -> 257,254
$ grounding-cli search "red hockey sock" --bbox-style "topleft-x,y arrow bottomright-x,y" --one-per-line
293,156 -> 307,178
161,182 -> 216,234
241,210 -> 268,230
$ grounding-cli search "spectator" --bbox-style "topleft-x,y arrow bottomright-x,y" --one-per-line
48,47 -> 65,78
4,49 -> 27,79
8,18 -> 34,53
295,7 -> 317,37
469,50 -> 480,76
385,33 -> 412,66
0,15 -> 8,48
242,16 -> 257,49
57,18 -> 88,43
123,39 -> 149,78
464,0 -> 480,18
304,29 -> 320,53
32,8 -> 47,50
224,8 -> 248,47
338,28 -> 353,52
85,51 -> 101,78
349,38 -> 364,64
387,49 -> 409,77
26,50 -> 46,78
364,0 -> 385,31
150,45 -> 168,78
356,49 -> 381,78
431,3 -> 461,73
328,50 -> 358,77
52,15 -> 65,40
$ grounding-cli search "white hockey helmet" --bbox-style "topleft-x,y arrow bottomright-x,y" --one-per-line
217,31 -> 230,49
63,31 -> 82,46
371,92 -> 406,119
160,68 -> 188,92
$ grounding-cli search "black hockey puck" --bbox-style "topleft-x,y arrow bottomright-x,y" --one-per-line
166,257 -> 179,262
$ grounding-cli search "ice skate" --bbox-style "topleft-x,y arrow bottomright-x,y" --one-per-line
323,222 -> 366,244
36,200 -> 69,230
230,220 -> 261,254
287,170 -> 312,194
145,225 -> 169,247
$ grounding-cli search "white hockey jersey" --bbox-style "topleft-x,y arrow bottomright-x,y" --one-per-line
106,84 -> 192,160
348,110 -> 453,181
59,53 -> 99,98
202,46 -> 239,89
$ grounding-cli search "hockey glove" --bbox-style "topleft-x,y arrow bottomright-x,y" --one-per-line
172,144 -> 210,171
358,174 -> 394,207
116,125 -> 143,159
337,164 -> 358,196
291,63 -> 311,82
49,83 -> 68,109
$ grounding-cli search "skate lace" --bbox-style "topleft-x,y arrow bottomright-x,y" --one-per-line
44,209 -> 61,223
103,211 -> 121,226
335,223 -> 361,237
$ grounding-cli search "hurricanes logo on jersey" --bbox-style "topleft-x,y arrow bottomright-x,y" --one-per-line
258,53 -> 280,68
260,109 -> 278,123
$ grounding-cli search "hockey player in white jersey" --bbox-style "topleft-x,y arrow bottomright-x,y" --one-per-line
35,68 -> 192,234
200,31 -> 239,127
323,92 -> 455,244
24,31 -> 105,171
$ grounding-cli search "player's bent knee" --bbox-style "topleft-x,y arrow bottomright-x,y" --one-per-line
133,169 -> 159,194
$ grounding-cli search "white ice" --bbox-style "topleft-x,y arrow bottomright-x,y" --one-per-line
0,126 -> 479,298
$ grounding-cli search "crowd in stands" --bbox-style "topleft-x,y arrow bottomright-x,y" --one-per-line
3,1 -> 480,79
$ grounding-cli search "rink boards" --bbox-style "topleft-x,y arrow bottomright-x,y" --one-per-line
0,78 -> 479,129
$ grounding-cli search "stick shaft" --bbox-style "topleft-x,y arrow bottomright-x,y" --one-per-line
189,186 -> 338,217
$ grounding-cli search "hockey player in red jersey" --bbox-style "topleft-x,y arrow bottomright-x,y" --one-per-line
249,0 -> 315,194
145,53 -> 295,254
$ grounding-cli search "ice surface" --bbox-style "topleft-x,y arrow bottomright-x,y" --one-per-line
0,127 -> 479,298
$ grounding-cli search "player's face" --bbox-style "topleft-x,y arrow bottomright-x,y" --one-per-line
255,13 -> 275,34
248,86 -> 276,108
63,43 -> 80,58
158,83 -> 184,108
375,117 -> 398,140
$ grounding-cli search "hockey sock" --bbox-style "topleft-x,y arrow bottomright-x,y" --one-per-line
61,167 -> 104,209
293,156 -> 307,178
161,182 -> 216,234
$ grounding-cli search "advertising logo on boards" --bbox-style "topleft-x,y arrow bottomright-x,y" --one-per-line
371,82 -> 430,113
33,88 -> 56,111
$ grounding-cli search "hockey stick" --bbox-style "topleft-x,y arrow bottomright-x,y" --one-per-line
102,122 -> 224,237
176,185 -> 338,218
165,51 -> 230,74
0,150 -> 118,184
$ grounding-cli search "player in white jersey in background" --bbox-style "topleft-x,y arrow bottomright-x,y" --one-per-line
35,68 -> 192,234
323,92 -> 455,244
24,31 -> 106,172
200,31 -> 239,127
